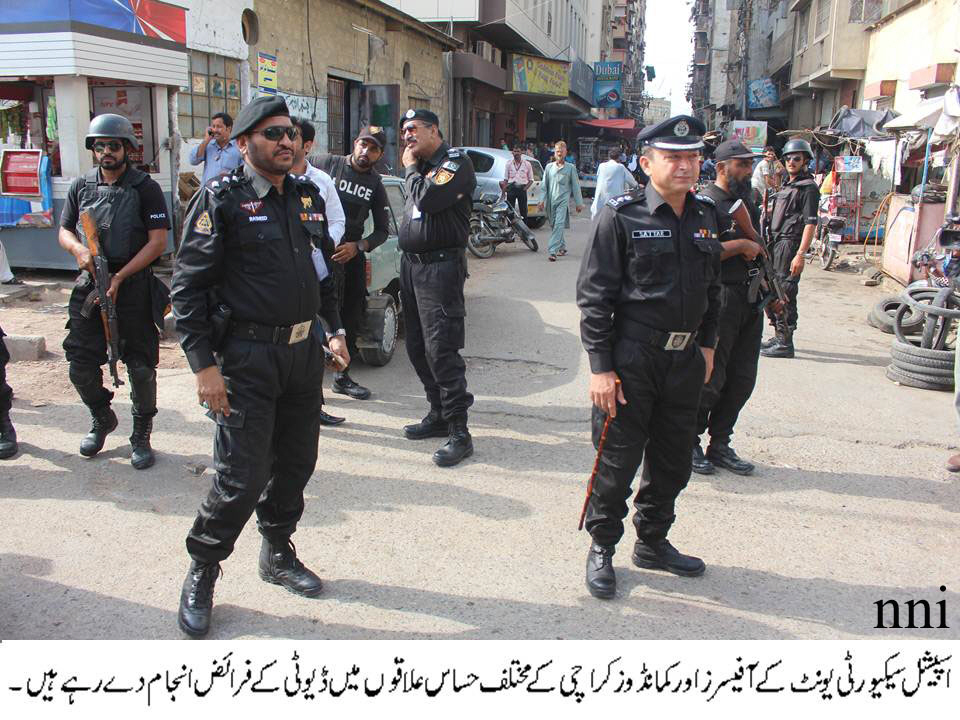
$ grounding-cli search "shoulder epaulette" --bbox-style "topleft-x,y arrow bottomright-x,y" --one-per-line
446,148 -> 462,158
694,193 -> 716,206
607,191 -> 643,209
208,171 -> 246,196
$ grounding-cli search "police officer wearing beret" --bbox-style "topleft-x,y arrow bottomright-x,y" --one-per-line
692,139 -> 765,477
398,109 -> 477,467
577,115 -> 722,598
172,96 -> 349,637
58,113 -> 171,469
760,137 -> 819,359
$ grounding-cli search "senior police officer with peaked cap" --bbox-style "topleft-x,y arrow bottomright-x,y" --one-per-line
397,109 -> 477,467
171,95 -> 349,637
577,114 -> 723,599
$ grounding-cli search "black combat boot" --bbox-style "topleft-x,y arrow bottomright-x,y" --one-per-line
760,335 -> 779,350
586,542 -> 617,599
632,538 -> 706,577
691,442 -> 715,475
130,416 -> 155,470
403,408 -> 448,440
707,444 -> 755,476
178,560 -> 221,638
760,328 -> 795,358
0,411 -> 17,459
332,369 -> 371,400
258,537 -> 323,597
432,419 -> 473,467
79,405 -> 118,457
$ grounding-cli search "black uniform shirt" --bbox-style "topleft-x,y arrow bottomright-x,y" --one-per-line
399,142 -> 476,253
172,162 -> 342,373
313,153 -> 390,251
769,172 -> 819,240
577,183 -> 723,374
60,166 -> 170,234
699,182 -> 761,284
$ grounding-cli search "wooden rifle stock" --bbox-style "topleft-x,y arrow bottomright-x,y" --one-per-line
78,211 -> 124,388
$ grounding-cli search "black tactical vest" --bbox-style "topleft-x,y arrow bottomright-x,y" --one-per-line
78,166 -> 150,264
769,175 -> 817,242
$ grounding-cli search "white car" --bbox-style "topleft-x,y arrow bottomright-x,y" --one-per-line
456,147 -> 546,229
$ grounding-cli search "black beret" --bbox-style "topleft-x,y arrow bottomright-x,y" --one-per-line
231,95 -> 290,140
637,114 -> 706,151
400,108 -> 439,128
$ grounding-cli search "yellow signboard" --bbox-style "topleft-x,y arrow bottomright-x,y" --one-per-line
510,54 -> 569,98
258,52 -> 278,94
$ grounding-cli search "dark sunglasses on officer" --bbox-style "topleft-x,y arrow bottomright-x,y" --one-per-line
92,140 -> 123,153
253,125 -> 301,142
783,153 -> 806,164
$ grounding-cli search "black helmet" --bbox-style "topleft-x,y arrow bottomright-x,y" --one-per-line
781,138 -> 813,159
85,113 -> 138,150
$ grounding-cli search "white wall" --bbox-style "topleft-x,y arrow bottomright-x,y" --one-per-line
185,0 -> 253,59
382,0 -> 480,21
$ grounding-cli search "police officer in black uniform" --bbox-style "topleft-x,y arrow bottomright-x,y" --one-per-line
0,325 -> 17,459
172,96 -> 348,637
397,109 -> 477,467
313,126 -> 392,399
577,115 -> 722,599
760,137 -> 819,359
58,113 -> 170,469
692,139 -> 764,476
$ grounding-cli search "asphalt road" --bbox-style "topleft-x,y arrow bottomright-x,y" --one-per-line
1,214 -> 958,640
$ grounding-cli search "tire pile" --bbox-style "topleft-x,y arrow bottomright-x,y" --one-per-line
869,286 -> 959,391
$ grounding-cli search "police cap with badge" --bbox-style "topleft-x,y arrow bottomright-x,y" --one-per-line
637,114 -> 706,151
400,108 -> 440,130
231,95 -> 290,140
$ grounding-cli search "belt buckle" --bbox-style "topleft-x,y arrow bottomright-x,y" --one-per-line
664,331 -> 692,351
288,320 -> 311,345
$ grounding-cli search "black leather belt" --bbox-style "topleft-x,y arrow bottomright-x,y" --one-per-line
229,319 -> 313,345
616,317 -> 695,351
403,248 -> 462,264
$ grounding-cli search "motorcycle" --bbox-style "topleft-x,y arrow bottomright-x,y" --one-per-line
811,196 -> 845,270
467,190 -> 538,259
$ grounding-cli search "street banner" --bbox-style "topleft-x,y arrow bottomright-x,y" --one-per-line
731,120 -> 768,153
509,54 -> 569,98
747,78 -> 780,109
834,155 -> 864,173
258,52 -> 278,95
593,61 -> 623,109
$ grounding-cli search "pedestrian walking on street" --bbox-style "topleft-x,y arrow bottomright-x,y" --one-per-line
397,109 -> 477,468
57,113 -> 170,469
171,96 -> 349,638
0,325 -> 17,459
760,138 -> 819,359
591,146 -> 638,218
751,146 -> 785,205
500,144 -> 534,222
313,125 -> 392,404
540,141 -> 584,261
692,139 -> 765,477
577,115 -> 722,599
188,112 -> 244,185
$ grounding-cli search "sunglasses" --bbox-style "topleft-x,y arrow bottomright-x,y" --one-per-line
253,126 -> 300,142
784,154 -> 805,163
93,140 -> 123,153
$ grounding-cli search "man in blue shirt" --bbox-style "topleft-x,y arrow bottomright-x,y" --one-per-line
188,112 -> 243,184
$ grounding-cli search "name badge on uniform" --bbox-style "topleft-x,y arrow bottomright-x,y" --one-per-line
411,205 -> 422,220
632,229 -> 671,239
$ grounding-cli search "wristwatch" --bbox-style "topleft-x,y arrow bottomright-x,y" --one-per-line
325,328 -> 346,340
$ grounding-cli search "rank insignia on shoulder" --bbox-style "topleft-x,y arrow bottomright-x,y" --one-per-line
694,193 -> 716,206
607,192 -> 640,209
441,160 -> 460,172
447,148 -> 461,158
193,210 -> 213,235
433,168 -> 454,185
301,196 -> 313,209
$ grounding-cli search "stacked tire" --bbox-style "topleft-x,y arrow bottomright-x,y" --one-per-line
885,286 -> 959,392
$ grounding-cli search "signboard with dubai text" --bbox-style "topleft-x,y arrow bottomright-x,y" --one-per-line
593,61 -> 623,109
509,54 -> 569,98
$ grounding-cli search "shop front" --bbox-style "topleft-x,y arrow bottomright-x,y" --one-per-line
0,2 -> 188,269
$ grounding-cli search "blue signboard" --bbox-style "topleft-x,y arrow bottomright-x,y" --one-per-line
747,78 -> 780,110
593,61 -> 623,109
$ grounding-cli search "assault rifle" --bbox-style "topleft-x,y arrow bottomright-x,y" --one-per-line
78,211 -> 124,388
728,198 -> 788,322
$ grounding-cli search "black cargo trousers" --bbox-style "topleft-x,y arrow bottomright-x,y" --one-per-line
399,250 -> 474,423
768,235 -> 801,330
585,337 -> 706,548
339,252 -> 367,358
185,333 -> 324,563
0,326 -> 11,415
696,284 -> 762,446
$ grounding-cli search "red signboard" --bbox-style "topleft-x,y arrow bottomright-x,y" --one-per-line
0,149 -> 43,197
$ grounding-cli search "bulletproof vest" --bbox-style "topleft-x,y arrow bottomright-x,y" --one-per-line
325,155 -> 378,243
78,166 -> 150,264
769,175 -> 816,241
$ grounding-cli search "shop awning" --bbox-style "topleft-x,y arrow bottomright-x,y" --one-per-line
882,99 -> 943,131
577,118 -> 637,130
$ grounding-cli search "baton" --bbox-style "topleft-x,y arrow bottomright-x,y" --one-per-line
578,380 -> 619,531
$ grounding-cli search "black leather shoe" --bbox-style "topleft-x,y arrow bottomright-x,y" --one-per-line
707,444 -> 755,476
318,409 -> 345,426
403,409 -> 448,440
760,335 -> 779,350
632,538 -> 705,577
0,411 -> 17,459
80,406 -> 118,457
258,538 -> 323,598
432,422 -> 473,467
130,416 -> 155,470
760,340 -> 795,358
332,372 -> 371,400
178,560 -> 221,638
691,443 -> 715,475
586,542 -> 616,599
